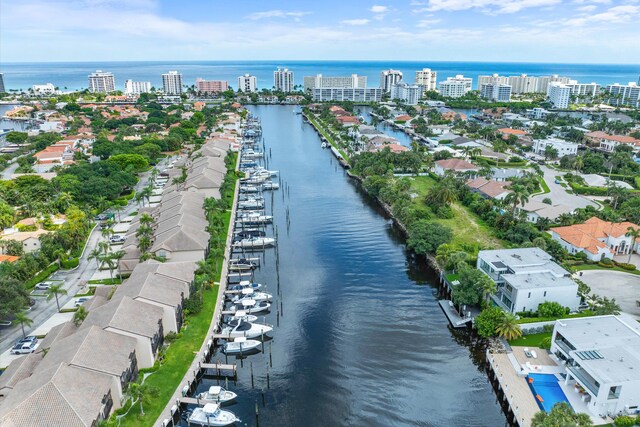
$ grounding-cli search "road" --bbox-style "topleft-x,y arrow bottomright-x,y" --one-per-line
1,159 -> 20,180
0,157 -> 174,354
531,165 -> 598,210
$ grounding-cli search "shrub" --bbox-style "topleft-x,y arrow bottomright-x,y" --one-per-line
600,257 -> 613,265
475,307 -> 506,338
614,415 -> 635,427
435,205 -> 454,219
60,257 -> 79,269
542,197 -> 552,205
540,336 -> 552,350
597,262 -> 614,268
614,262 -> 637,271
538,301 -> 569,319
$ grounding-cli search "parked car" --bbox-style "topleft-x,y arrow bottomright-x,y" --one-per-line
16,336 -> 38,345
10,340 -> 37,354
75,297 -> 90,307
34,281 -> 54,291
109,235 -> 125,244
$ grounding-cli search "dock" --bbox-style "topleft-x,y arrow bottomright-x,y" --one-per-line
438,300 -> 474,328
199,362 -> 237,376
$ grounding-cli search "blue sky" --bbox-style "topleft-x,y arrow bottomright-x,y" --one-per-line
1,0 -> 639,63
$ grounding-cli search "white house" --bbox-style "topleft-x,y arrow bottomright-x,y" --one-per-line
477,247 -> 581,314
532,137 -> 578,157
551,315 -> 640,418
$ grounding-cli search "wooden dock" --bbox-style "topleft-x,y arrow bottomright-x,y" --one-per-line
438,300 -> 473,328
199,362 -> 237,375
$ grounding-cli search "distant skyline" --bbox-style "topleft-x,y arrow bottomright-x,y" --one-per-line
1,0 -> 639,64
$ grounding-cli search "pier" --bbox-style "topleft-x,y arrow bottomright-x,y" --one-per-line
438,299 -> 474,328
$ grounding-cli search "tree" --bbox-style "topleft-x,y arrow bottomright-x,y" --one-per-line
73,306 -> 88,326
14,310 -> 33,338
625,226 -> 640,264
531,402 -> 592,427
538,301 -> 568,318
0,276 -> 30,321
495,313 -> 522,340
544,145 -> 559,161
452,267 -> 494,306
0,200 -> 15,229
128,383 -> 160,415
406,220 -> 453,255
505,184 -> 530,213
46,283 -> 68,312
474,306 -> 506,338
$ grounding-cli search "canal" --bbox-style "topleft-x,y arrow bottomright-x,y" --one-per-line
192,105 -> 506,426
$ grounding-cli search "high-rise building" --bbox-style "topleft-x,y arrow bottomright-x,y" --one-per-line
238,74 -> 258,93
124,80 -> 151,95
507,74 -> 539,94
303,74 -> 367,92
480,83 -> 512,102
537,75 -> 571,93
273,67 -> 294,92
547,82 -> 571,109
162,71 -> 183,95
195,79 -> 229,94
390,82 -> 422,105
565,81 -> 600,97
0,73 -> 5,93
438,75 -> 472,98
380,69 -> 403,93
88,70 -> 115,93
415,68 -> 437,92
477,74 -> 509,89
605,82 -> 640,107
31,83 -> 57,95
312,88 -> 382,102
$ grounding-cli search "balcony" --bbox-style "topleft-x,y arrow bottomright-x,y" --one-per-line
568,365 -> 599,396
555,339 -> 574,356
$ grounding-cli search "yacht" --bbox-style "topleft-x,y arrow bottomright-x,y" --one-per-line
228,258 -> 257,271
197,386 -> 238,404
262,181 -> 280,190
227,281 -> 262,292
236,213 -> 272,225
187,403 -> 240,426
234,229 -> 265,240
225,310 -> 258,323
230,288 -> 273,303
219,319 -> 273,339
240,185 -> 260,193
230,299 -> 270,314
238,199 -> 264,210
223,337 -> 262,354
233,237 -> 275,248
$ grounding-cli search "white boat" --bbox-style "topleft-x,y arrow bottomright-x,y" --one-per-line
321,142 -> 329,148
223,337 -> 262,354
197,386 -> 238,404
230,288 -> 273,303
220,319 -> 273,339
242,149 -> 263,159
262,182 -> 280,190
238,199 -> 264,210
228,258 -> 257,271
233,237 -> 275,248
188,403 -> 240,426
240,185 -> 260,193
228,281 -> 262,291
230,299 -> 271,314
236,214 -> 272,225
246,167 -> 278,177
227,310 -> 258,323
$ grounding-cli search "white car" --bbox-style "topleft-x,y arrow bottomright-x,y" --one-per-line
109,235 -> 125,244
34,281 -> 55,291
75,297 -> 91,307
10,340 -> 37,354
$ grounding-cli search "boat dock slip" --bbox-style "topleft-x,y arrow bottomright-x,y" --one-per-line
179,397 -> 219,406
438,299 -> 474,328
199,363 -> 237,375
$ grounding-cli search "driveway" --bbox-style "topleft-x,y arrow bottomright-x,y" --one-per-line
531,165 -> 598,210
614,253 -> 640,269
0,157 -> 173,355
577,270 -> 640,318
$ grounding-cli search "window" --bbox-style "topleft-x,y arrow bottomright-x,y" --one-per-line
608,386 -> 621,399
544,291 -> 547,297
528,292 -> 531,298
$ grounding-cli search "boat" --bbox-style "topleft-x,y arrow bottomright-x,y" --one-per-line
219,319 -> 273,339
230,288 -> 273,303
187,403 -> 240,426
262,182 -> 280,190
240,185 -> 260,193
228,258 -> 258,271
222,337 -> 262,354
233,237 -> 275,248
230,299 -> 271,314
242,149 -> 263,159
321,142 -> 329,148
236,213 -> 273,225
237,199 -> 264,210
234,229 -> 265,240
225,310 -> 258,323
246,167 -> 278,177
228,280 -> 262,290
197,386 -> 238,404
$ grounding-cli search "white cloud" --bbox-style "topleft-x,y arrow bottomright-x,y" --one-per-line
341,19 -> 371,25
247,10 -> 311,20
370,5 -> 389,13
416,18 -> 442,27
577,5 -> 598,12
425,0 -> 561,13
563,4 -> 639,26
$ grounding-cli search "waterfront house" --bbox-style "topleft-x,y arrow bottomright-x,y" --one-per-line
550,217 -> 640,261
584,131 -> 640,153
477,247 -> 580,314
434,158 -> 478,177
465,177 -> 512,200
550,315 -> 640,418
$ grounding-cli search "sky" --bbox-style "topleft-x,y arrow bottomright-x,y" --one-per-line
0,0 -> 639,63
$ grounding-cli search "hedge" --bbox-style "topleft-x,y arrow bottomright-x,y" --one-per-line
25,264 -> 60,289
61,257 -> 79,269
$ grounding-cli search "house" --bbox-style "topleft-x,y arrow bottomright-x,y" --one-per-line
335,115 -> 360,126
477,247 -> 580,314
532,138 -> 578,157
519,200 -> 574,223
550,315 -> 640,418
0,229 -> 51,254
369,143 -> 408,153
434,158 -> 478,176
0,254 -> 20,263
466,178 -> 511,200
550,217 -> 640,261
584,131 -> 640,153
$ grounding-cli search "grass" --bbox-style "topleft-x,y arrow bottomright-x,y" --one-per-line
87,278 -> 123,285
573,264 -> 640,276
537,176 -> 550,194
409,176 -> 505,249
516,311 -> 595,324
306,113 -> 350,162
509,332 -> 552,348
118,285 -> 220,427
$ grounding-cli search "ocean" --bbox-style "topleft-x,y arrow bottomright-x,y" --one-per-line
1,60 -> 639,92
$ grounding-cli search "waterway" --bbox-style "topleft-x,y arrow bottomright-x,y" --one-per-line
189,105 -> 506,426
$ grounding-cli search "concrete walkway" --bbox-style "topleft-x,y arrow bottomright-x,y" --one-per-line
578,270 -> 640,318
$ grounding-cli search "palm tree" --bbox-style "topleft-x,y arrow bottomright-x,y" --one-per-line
625,226 -> 640,264
14,310 -> 33,338
109,250 -> 126,281
478,275 -> 497,305
573,155 -> 584,174
46,284 -> 68,312
505,184 -> 530,213
496,313 -> 522,340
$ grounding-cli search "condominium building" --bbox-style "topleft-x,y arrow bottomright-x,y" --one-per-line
479,83 -> 512,102
162,71 -> 183,95
312,87 -> 383,102
438,75 -> 472,98
566,80 -> 601,97
550,315 -> 640,418
124,80 -> 151,95
415,68 -> 437,92
478,74 -> 508,89
605,82 -> 640,107
238,74 -> 258,93
195,78 -> 228,94
273,67 -> 294,92
303,74 -> 367,92
88,70 -> 115,93
380,69 -> 403,93
477,247 -> 580,314
390,82 -> 422,105
31,83 -> 57,95
538,74 -> 571,93
0,73 -> 5,93
547,82 -> 572,108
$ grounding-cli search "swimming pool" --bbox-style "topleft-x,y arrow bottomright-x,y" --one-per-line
526,373 -> 570,412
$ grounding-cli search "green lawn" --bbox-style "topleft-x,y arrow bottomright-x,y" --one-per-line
409,176 -> 505,249
573,264 -> 640,276
118,285 -> 219,427
508,332 -> 552,348
306,113 -> 350,162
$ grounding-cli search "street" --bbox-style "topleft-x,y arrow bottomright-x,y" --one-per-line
531,165 -> 598,210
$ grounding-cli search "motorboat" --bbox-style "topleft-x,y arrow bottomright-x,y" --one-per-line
225,310 -> 258,323
239,194 -> 264,202
236,213 -> 272,225
234,229 -> 265,240
187,403 -> 240,426
197,386 -> 238,404
240,185 -> 260,193
230,288 -> 273,303
219,319 -> 273,339
237,199 -> 264,210
321,142 -> 329,148
246,167 -> 278,177
228,258 -> 257,271
227,281 -> 262,291
242,149 -> 263,159
262,182 -> 280,190
223,337 -> 262,354
233,237 -> 275,248
230,299 -> 271,314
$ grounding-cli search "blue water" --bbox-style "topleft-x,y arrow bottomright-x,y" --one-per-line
527,373 -> 570,412
1,60 -> 639,91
